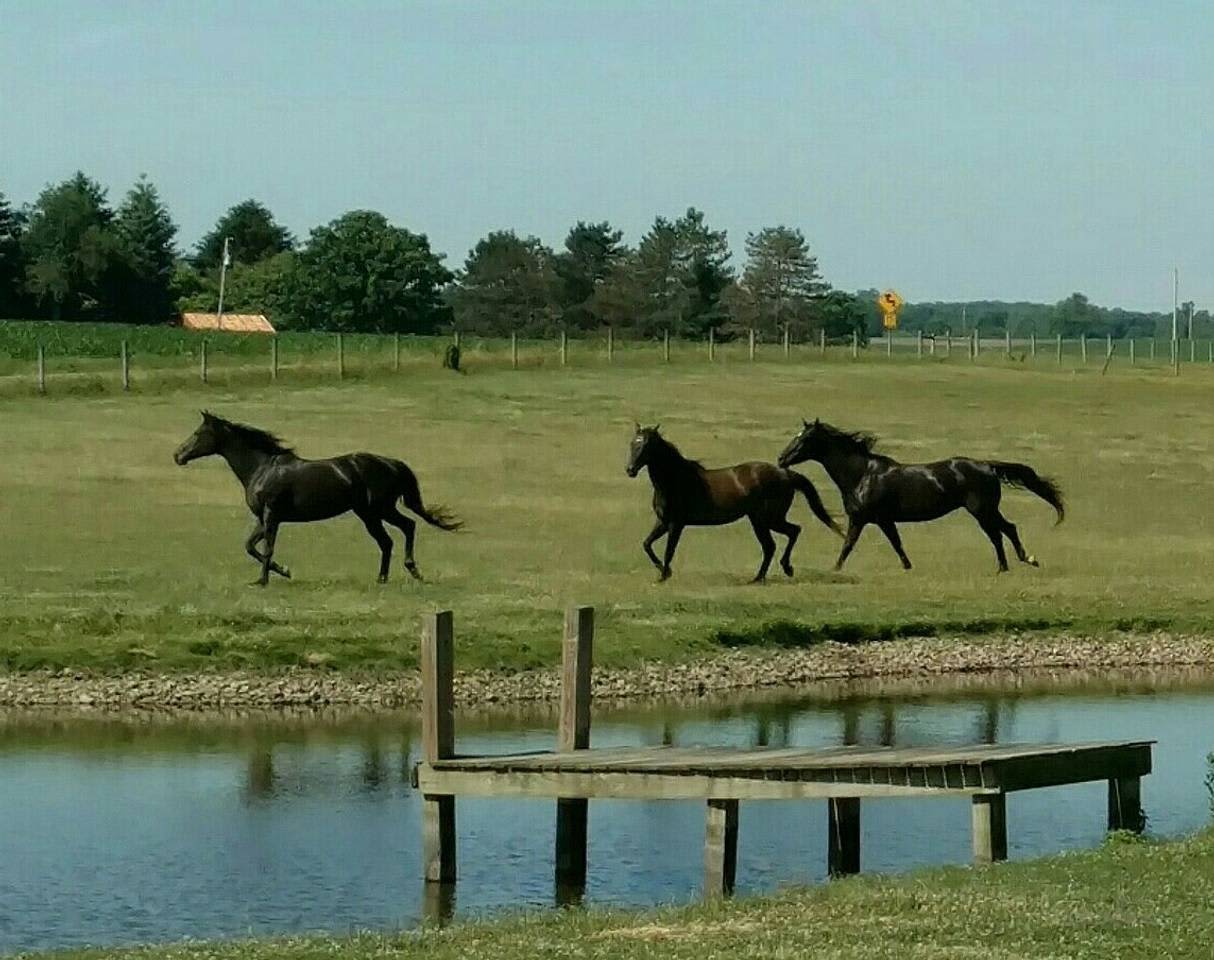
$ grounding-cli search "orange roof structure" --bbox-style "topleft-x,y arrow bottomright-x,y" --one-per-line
181,312 -> 276,334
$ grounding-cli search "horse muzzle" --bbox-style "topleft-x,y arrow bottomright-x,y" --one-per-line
625,465 -> 639,478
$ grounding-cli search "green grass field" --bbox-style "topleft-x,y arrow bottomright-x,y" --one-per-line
4,350 -> 1214,675
44,830 -> 1214,960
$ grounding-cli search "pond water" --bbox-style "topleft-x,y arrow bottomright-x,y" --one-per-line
1,670 -> 1212,954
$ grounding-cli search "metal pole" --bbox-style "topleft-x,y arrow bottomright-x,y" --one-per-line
886,331 -> 892,357
216,236 -> 231,330
1172,266 -> 1179,344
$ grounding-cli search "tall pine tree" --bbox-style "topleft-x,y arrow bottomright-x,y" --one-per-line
113,176 -> 179,323
0,191 -> 26,316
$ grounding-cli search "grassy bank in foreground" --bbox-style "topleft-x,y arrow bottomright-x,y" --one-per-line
6,360 -> 1214,675
45,831 -> 1214,960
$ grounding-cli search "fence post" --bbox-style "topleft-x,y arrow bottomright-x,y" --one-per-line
607,326 -> 614,363
819,328 -> 826,356
393,333 -> 401,372
1107,335 -> 1113,362
930,333 -> 937,357
35,343 -> 45,394
560,329 -> 568,366
270,336 -> 279,381
555,605 -> 594,888
783,323 -> 790,358
851,330 -> 858,359
1081,336 -> 1088,364
1129,338 -> 1135,366
709,327 -> 715,363
1005,328 -> 1011,357
1030,332 -> 1037,359
511,331 -> 519,369
1056,333 -> 1062,364
421,610 -> 456,884
121,340 -> 130,391
200,339 -> 208,384
917,330 -> 923,358
336,333 -> 344,379
1208,341 -> 1212,364
748,327 -> 755,361
1150,338 -> 1156,361
663,329 -> 670,364
945,328 -> 952,358
972,328 -> 979,360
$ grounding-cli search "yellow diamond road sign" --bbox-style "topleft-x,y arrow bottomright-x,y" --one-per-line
878,289 -> 904,329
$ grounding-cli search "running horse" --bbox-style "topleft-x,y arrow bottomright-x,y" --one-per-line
626,424 -> 843,582
777,419 -> 1064,573
174,412 -> 461,585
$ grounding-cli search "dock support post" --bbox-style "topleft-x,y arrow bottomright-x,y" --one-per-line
827,797 -> 861,877
1107,776 -> 1144,833
421,610 -> 456,884
554,605 -> 594,888
971,793 -> 1008,865
704,798 -> 739,897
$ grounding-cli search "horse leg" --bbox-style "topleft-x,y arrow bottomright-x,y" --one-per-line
385,507 -> 422,580
659,524 -> 683,581
256,515 -> 281,587
770,518 -> 801,577
748,518 -> 777,583
877,521 -> 913,570
834,519 -> 866,571
245,523 -> 290,579
359,514 -> 395,583
998,513 -> 1038,566
643,520 -> 668,573
971,511 -> 1009,573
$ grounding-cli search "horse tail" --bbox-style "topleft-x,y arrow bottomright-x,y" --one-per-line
988,461 -> 1065,524
788,470 -> 845,537
394,461 -> 463,531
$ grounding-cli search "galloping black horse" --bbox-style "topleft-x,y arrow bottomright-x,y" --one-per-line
626,424 -> 843,582
174,412 -> 461,585
778,419 -> 1064,573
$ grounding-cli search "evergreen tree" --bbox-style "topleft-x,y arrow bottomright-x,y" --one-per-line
113,176 -> 178,323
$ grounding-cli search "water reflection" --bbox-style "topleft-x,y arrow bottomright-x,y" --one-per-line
0,670 -> 1212,955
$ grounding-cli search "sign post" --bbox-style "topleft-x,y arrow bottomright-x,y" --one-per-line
877,290 -> 904,356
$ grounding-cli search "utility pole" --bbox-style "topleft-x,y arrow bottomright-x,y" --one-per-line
1172,266 -> 1178,345
217,236 -> 232,330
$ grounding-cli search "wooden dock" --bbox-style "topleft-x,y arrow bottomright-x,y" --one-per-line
413,607 -> 1152,898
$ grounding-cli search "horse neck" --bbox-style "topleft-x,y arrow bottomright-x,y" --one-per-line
217,438 -> 277,488
646,442 -> 699,490
815,445 -> 873,493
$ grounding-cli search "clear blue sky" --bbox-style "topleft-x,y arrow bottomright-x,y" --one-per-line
2,1 -> 1209,311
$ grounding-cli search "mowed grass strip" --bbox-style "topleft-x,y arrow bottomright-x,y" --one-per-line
39,831 -> 1214,960
3,359 -> 1214,674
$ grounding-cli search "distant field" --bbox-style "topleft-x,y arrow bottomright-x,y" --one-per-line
4,346 -> 1214,675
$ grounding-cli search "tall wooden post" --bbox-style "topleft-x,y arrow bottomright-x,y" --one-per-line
555,606 -> 594,887
560,329 -> 568,366
828,798 -> 861,877
337,333 -> 344,379
393,333 -> 401,372
972,328 -> 979,359
783,323 -> 790,358
121,340 -> 130,391
36,344 -> 45,395
200,339 -> 208,384
945,328 -> 952,358
1150,338 -> 1156,361
704,798 -> 739,897
1030,332 -> 1037,359
511,331 -> 518,369
421,611 -> 456,883
748,327 -> 755,361
708,327 -> 716,363
271,336 -> 279,381
1129,338 -> 1135,366
1081,335 -> 1088,364
916,330 -> 923,358
607,326 -> 614,363
1056,333 -> 1062,364
1107,776 -> 1144,833
1005,328 -> 1011,357
819,328 -> 826,356
971,793 -> 1007,865
663,329 -> 670,364
851,330 -> 858,359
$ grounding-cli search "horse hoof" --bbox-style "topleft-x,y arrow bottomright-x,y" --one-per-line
782,565 -> 794,578
377,576 -> 389,585
279,567 -> 291,580
1027,555 -> 1039,567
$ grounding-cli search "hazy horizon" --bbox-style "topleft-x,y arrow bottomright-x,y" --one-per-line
2,1 -> 1209,312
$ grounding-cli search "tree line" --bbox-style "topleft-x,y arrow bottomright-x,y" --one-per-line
0,173 -> 1199,341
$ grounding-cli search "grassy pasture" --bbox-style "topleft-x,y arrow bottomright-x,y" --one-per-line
3,352 -> 1214,675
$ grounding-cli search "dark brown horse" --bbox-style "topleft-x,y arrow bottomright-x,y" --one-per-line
778,419 -> 1064,573
626,424 -> 843,582
174,412 -> 461,585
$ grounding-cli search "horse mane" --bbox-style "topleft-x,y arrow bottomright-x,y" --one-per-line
815,421 -> 889,460
206,412 -> 296,456
647,430 -> 704,471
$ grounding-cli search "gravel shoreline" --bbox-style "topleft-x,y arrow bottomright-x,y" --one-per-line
2,630 -> 1212,711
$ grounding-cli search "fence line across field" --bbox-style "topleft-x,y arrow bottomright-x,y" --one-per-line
18,328 -> 1214,394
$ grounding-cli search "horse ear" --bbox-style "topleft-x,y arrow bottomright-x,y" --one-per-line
813,417 -> 821,426
802,419 -> 810,428
634,420 -> 640,431
654,423 -> 662,433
